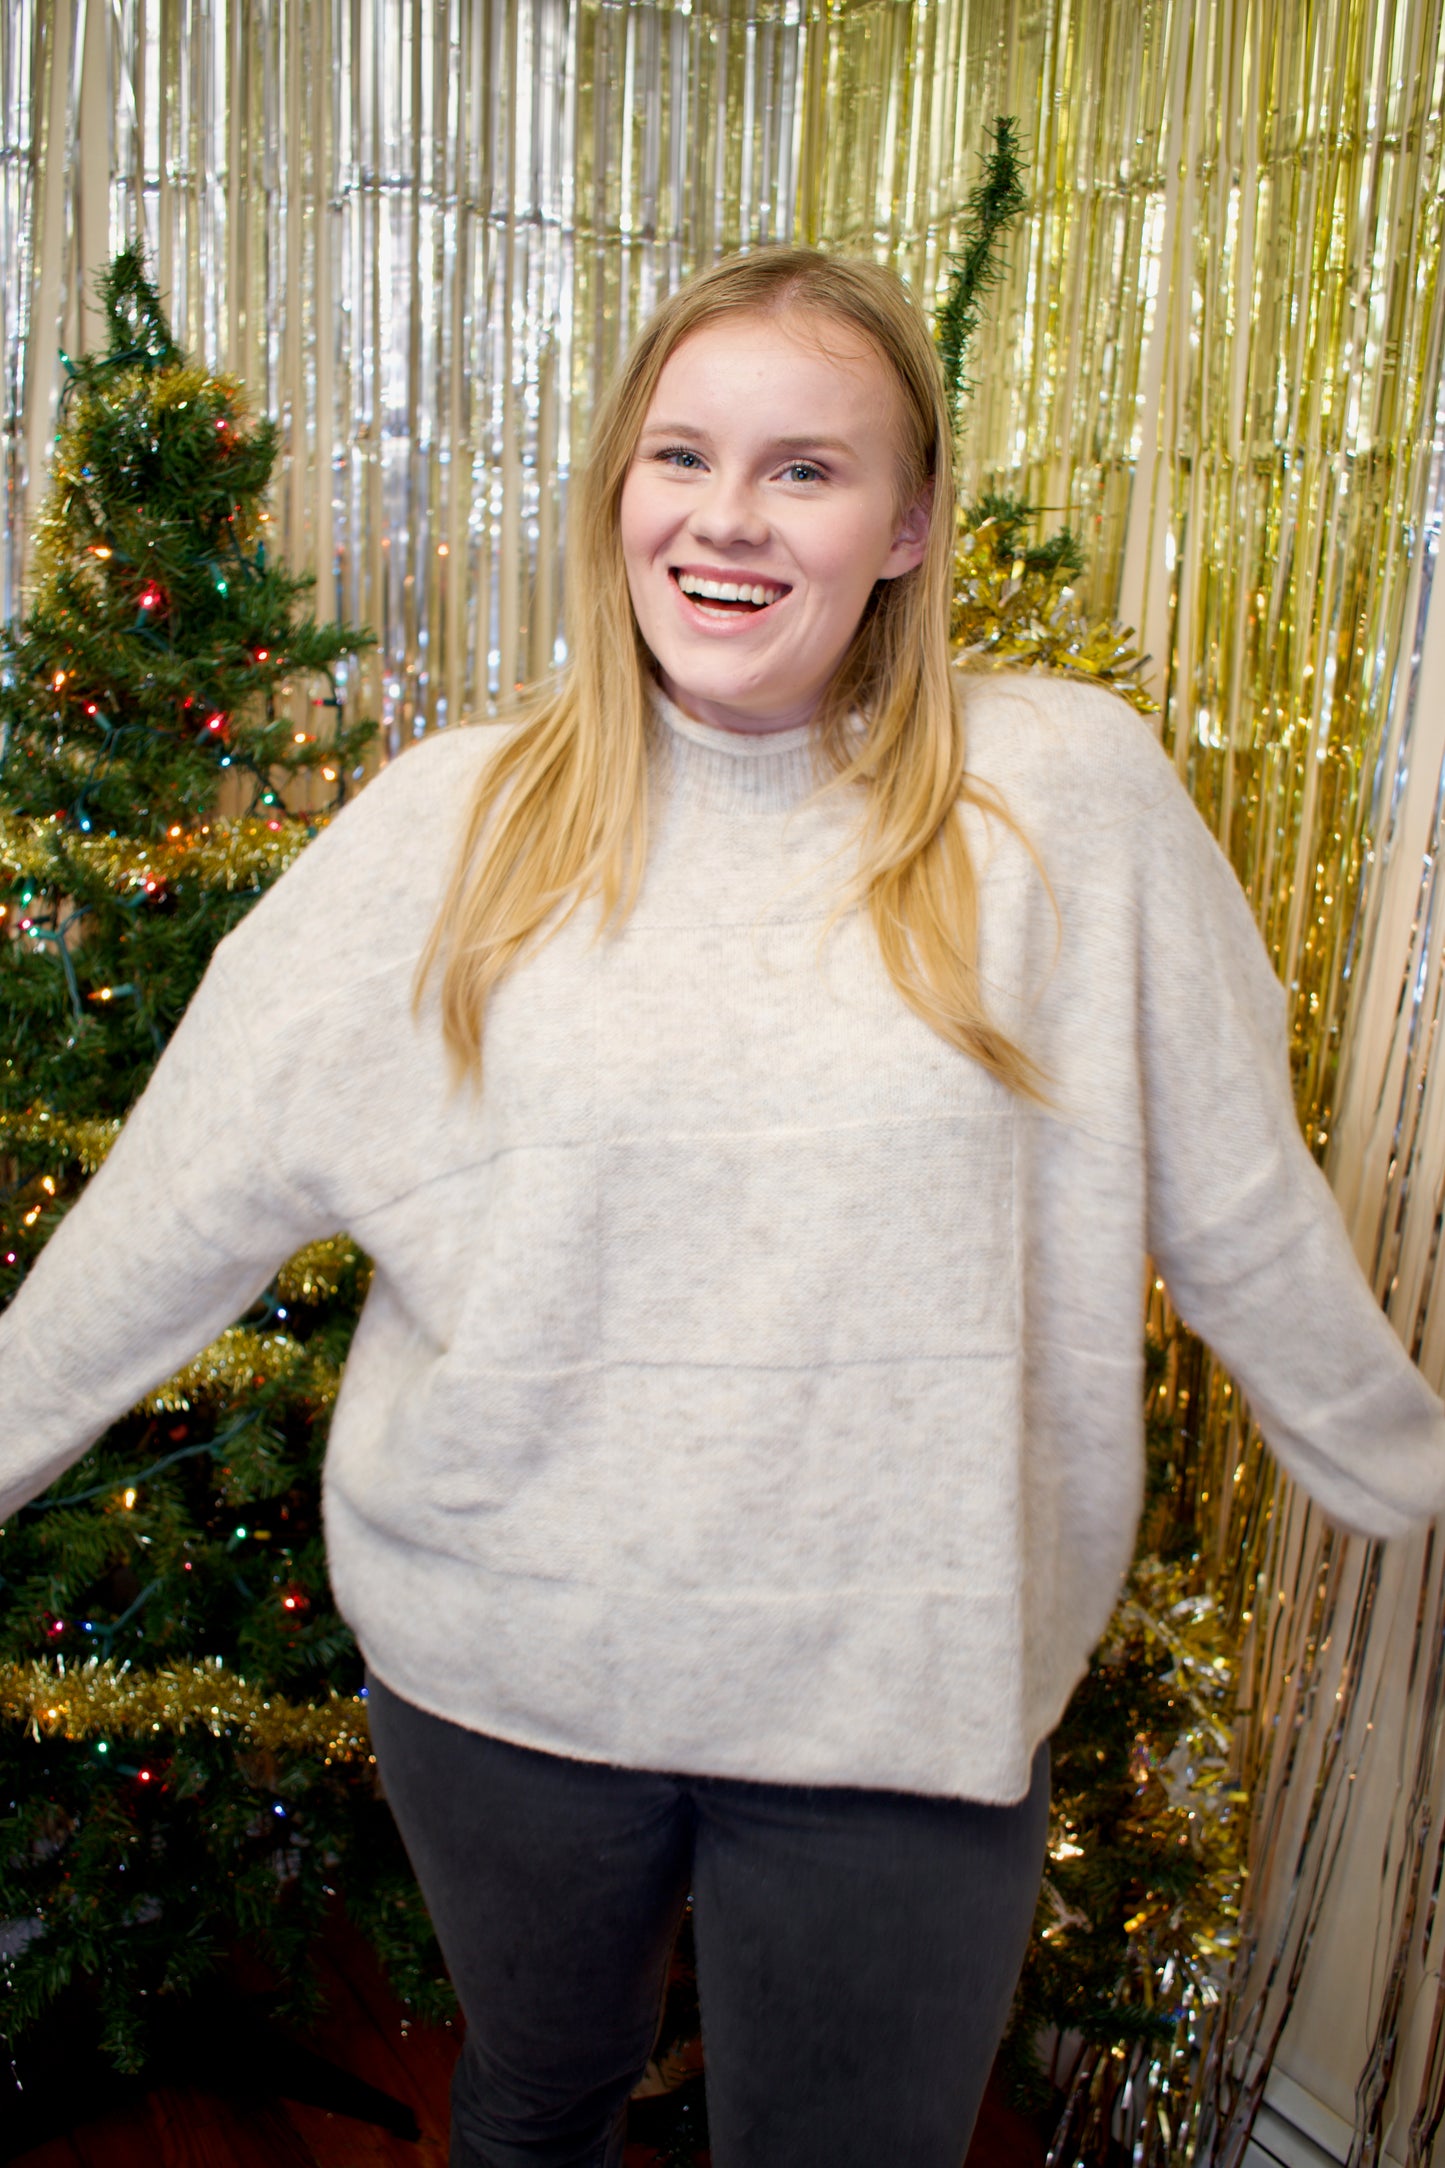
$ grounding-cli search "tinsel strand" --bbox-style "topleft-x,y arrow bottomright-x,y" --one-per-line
141,1323 -> 342,1413
0,807 -> 320,894
0,1654 -> 371,1764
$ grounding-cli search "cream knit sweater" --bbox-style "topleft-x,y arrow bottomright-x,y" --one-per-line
3,675 -> 1443,1801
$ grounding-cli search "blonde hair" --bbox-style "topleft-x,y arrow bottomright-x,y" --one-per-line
417,246 -> 1040,1098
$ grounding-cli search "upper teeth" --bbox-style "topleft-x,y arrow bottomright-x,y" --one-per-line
677,574 -> 785,605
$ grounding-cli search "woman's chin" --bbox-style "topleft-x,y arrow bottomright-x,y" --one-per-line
660,676 -> 820,736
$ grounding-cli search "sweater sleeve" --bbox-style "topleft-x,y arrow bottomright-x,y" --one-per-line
0,939 -> 334,1524
1134,761 -> 1445,1538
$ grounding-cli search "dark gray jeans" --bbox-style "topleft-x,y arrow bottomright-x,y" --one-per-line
365,1671 -> 1049,2168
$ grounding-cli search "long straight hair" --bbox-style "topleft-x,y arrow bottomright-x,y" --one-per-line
416,247 -> 1040,1098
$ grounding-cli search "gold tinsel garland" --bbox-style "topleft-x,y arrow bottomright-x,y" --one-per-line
273,1235 -> 369,1303
0,806 -> 319,895
141,1321 -> 342,1413
950,515 -> 1159,714
0,1105 -> 121,1171
0,1655 -> 371,1764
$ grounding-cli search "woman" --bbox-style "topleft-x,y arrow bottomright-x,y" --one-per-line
3,248 -> 1443,2167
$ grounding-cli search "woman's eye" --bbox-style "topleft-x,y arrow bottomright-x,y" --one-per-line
656,446 -> 703,470
784,461 -> 823,484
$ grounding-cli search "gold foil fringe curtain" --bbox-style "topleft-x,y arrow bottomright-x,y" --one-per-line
6,1 -> 1445,2160
1130,6 -> 1445,2162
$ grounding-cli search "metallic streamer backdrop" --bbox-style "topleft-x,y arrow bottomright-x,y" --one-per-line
4,1 -> 1445,2159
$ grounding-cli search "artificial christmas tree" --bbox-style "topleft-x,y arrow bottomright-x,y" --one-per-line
0,250 -> 450,2095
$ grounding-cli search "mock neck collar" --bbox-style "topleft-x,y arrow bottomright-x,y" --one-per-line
646,683 -> 829,815
649,685 -> 819,759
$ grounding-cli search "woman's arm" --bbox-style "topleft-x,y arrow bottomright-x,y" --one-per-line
0,935 -> 334,1523
1135,768 -> 1445,1537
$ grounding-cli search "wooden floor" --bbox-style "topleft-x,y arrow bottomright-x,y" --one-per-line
5,1917 -> 1047,2168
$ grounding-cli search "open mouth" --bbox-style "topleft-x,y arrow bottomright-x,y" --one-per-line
669,568 -> 791,614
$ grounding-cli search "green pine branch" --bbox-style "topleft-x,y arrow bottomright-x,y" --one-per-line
962,490 -> 1086,580
87,242 -> 182,380
936,116 -> 1029,432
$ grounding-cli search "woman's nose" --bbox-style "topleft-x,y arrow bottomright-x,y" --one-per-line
689,472 -> 769,548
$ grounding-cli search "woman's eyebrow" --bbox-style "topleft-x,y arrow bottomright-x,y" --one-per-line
770,434 -> 857,456
636,420 -> 711,441
638,421 -> 859,456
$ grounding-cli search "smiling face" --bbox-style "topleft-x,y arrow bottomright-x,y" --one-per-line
618,310 -> 931,736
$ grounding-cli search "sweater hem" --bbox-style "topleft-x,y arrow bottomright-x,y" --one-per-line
328,1486 -> 1052,1805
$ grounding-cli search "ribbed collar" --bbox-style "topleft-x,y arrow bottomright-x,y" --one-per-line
647,683 -> 829,815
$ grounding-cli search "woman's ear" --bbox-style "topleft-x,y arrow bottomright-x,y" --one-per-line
881,480 -> 933,579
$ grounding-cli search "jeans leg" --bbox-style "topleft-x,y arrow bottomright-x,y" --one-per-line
365,1673 -> 695,2168
689,1743 -> 1050,2168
